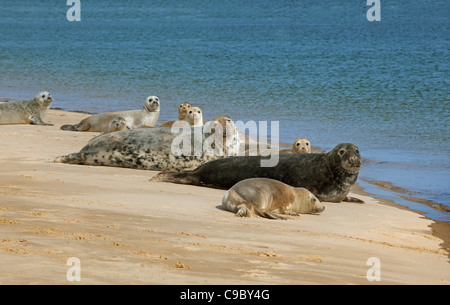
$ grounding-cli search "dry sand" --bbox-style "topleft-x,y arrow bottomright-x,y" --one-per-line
0,108 -> 449,285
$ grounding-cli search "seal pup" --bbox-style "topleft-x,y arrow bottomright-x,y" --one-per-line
222,178 -> 324,220
153,143 -> 364,203
60,96 -> 160,132
159,102 -> 192,128
279,138 -> 311,154
0,91 -> 53,126
54,117 -> 241,172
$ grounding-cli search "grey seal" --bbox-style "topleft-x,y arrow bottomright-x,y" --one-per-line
0,91 -> 53,126
153,143 -> 364,203
54,117 -> 241,171
222,178 -> 324,220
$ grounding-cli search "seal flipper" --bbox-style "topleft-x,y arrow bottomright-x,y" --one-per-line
254,207 -> 287,220
343,196 -> 365,204
150,171 -> 200,185
60,124 -> 77,131
53,153 -> 85,164
29,115 -> 53,126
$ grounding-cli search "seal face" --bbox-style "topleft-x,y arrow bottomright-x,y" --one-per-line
153,143 -> 363,203
154,102 -> 193,128
187,107 -> 203,127
280,138 -> 311,154
102,117 -> 129,134
222,178 -> 324,220
55,117 -> 241,172
178,102 -> 192,120
0,91 -> 53,126
60,95 -> 160,132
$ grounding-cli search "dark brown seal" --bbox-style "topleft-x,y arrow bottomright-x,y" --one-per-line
153,143 -> 364,203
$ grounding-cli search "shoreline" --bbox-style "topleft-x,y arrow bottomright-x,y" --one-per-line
351,182 -> 450,260
50,106 -> 449,224
0,107 -> 449,284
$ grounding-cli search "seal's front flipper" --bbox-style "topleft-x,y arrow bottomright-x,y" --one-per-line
343,196 -> 365,204
29,115 -> 53,126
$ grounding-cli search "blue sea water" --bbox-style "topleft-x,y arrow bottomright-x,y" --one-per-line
0,1 -> 449,221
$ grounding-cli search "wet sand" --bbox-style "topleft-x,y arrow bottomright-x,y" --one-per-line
0,108 -> 449,284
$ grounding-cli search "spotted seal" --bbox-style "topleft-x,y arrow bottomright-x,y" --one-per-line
54,116 -> 241,171
153,143 -> 364,203
222,178 -> 324,219
60,96 -> 160,132
0,91 -> 53,126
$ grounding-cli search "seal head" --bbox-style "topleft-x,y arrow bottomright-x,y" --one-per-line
143,96 -> 160,113
329,143 -> 361,175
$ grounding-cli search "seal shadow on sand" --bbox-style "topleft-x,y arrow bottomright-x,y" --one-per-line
215,205 -> 324,220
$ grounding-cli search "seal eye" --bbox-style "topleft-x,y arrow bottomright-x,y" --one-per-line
339,149 -> 345,156
41,94 -> 46,98
306,143 -> 309,146
296,143 -> 300,146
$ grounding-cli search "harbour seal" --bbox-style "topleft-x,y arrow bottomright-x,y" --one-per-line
153,143 -> 364,203
159,102 -> 192,128
60,96 -> 160,132
279,138 -> 311,154
178,102 -> 192,120
54,116 -> 241,171
222,178 -> 324,220
0,91 -> 53,126
187,107 -> 204,127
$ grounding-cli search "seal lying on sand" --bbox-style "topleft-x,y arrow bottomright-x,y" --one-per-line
279,138 -> 311,154
0,91 -> 53,126
222,178 -> 324,220
54,117 -> 241,171
60,96 -> 160,132
153,143 -> 363,203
